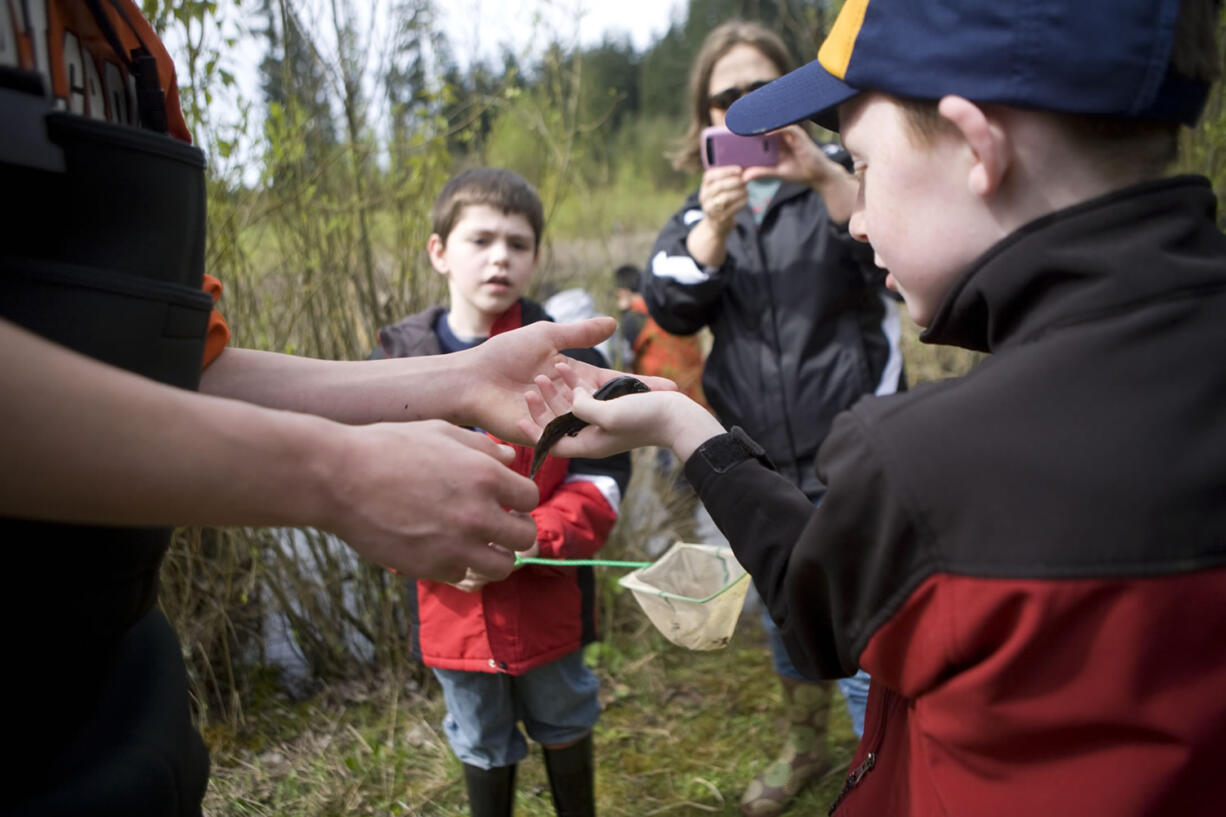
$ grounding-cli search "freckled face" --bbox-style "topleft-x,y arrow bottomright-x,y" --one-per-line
429,204 -> 537,332
840,93 -> 987,327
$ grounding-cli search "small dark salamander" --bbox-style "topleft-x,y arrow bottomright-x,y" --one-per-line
529,375 -> 650,478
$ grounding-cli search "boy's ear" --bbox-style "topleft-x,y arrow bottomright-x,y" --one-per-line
427,233 -> 449,275
938,95 -> 1009,198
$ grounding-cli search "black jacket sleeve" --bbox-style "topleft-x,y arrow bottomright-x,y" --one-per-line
641,192 -> 728,335
685,410 -> 920,680
684,431 -> 828,678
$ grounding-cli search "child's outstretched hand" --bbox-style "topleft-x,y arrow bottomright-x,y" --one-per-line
520,362 -> 725,462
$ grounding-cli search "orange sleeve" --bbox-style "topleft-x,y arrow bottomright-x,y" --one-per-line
201,273 -> 231,368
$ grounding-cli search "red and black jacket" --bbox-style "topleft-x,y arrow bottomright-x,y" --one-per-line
372,299 -> 631,673
686,177 -> 1226,816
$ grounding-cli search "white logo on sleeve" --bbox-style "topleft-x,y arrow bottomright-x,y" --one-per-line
650,250 -> 711,285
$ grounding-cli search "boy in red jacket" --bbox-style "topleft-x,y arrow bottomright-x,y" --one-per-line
524,1 -> 1226,815
371,168 -> 628,817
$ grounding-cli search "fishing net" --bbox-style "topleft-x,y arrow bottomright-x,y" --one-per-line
517,542 -> 750,650
617,542 -> 750,651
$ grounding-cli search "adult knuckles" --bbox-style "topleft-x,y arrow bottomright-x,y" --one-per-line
468,459 -> 537,509
500,514 -> 538,552
430,561 -> 468,584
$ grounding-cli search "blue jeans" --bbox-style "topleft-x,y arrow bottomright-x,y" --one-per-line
760,605 -> 870,738
433,650 -> 601,769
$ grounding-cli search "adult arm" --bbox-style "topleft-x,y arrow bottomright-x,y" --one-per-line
684,166 -> 748,268
642,194 -> 730,335
200,316 -> 671,444
0,317 -> 537,582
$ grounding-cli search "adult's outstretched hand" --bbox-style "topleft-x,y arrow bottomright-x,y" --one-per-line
320,419 -> 539,582
1,318 -> 539,583
453,316 -> 676,444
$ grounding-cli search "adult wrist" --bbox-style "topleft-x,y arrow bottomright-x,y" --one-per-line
400,353 -> 467,426
295,413 -> 358,532
705,214 -> 736,237
686,222 -> 729,269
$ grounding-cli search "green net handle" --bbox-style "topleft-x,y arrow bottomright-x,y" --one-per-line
514,557 -> 652,569
638,571 -> 749,603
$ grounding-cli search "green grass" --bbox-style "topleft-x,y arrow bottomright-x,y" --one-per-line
202,609 -> 859,817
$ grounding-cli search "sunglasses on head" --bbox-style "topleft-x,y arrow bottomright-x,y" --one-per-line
706,80 -> 771,111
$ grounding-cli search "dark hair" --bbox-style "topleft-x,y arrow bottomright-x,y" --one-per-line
431,168 -> 545,249
614,264 -> 641,292
897,0 -> 1220,175
670,20 -> 795,174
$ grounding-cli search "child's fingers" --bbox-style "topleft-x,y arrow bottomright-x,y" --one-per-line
554,361 -> 582,391
524,379 -> 556,436
523,390 -> 552,428
534,372 -> 574,417
516,416 -> 542,444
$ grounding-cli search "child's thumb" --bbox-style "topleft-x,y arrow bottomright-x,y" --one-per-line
570,386 -> 593,410
570,387 -> 604,423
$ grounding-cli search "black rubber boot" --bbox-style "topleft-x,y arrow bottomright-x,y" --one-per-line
542,733 -> 595,817
462,762 -> 517,817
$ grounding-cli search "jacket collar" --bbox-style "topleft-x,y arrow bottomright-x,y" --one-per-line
378,298 -> 552,357
922,176 -> 1221,353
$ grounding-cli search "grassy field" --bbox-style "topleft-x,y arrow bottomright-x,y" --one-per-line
202,607 -> 859,817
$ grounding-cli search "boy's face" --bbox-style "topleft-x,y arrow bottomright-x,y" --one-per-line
429,203 -> 537,331
840,93 -> 995,327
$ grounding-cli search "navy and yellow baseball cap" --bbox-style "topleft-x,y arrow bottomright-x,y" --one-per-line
726,0 -> 1212,134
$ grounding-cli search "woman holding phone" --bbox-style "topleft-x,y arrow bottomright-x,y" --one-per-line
641,20 -> 905,817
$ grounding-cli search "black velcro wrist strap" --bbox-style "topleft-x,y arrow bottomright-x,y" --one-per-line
694,426 -> 774,474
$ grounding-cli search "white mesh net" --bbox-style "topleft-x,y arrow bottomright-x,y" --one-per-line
618,542 -> 750,650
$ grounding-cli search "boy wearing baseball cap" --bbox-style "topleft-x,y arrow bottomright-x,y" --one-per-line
525,1 -> 1226,814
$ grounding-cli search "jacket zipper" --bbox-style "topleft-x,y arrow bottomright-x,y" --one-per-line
827,680 -> 892,815
828,752 -> 876,814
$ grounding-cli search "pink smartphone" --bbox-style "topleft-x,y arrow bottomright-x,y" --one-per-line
701,126 -> 781,168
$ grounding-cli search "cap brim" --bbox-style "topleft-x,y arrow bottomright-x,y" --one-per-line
726,58 -> 859,135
